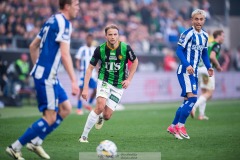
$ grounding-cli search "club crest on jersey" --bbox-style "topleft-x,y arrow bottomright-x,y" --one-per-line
179,34 -> 186,44
118,55 -> 123,60
192,84 -> 197,91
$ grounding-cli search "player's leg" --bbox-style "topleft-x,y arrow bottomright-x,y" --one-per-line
167,98 -> 187,140
198,76 -> 215,120
79,96 -> 106,142
6,79 -> 57,159
96,84 -> 124,129
191,88 -> 207,118
79,80 -> 109,142
77,78 -> 84,115
84,78 -> 97,111
177,75 -> 198,139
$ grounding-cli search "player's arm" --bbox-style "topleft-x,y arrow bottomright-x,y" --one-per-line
176,45 -> 194,74
122,45 -> 138,89
75,48 -> 82,71
60,42 -> 79,95
210,47 -> 222,72
82,64 -> 94,101
29,37 -> 41,65
82,47 -> 100,100
202,48 -> 214,77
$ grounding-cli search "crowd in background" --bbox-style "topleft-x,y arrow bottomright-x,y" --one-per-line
0,0 -> 239,72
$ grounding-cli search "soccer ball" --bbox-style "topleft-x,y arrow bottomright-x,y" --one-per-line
96,140 -> 117,159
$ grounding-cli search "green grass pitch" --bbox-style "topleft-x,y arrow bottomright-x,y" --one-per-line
0,99 -> 240,160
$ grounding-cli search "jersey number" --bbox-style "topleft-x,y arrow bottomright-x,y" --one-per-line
40,26 -> 50,48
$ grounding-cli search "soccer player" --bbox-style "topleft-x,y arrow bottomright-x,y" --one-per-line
79,24 -> 138,143
6,0 -> 79,159
167,9 -> 214,139
191,30 -> 224,120
75,33 -> 97,115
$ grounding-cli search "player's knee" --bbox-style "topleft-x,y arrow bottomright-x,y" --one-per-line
43,113 -> 57,125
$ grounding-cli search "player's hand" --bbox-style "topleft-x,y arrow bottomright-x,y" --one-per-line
71,82 -> 79,96
186,65 -> 194,74
208,68 -> 214,77
81,88 -> 88,101
216,65 -> 223,72
121,79 -> 130,89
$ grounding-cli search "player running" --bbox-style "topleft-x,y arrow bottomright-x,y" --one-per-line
79,24 -> 138,143
191,30 -> 225,120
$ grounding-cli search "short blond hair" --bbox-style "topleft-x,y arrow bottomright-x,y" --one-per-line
191,9 -> 206,18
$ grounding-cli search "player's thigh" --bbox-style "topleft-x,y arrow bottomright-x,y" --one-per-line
34,79 -> 58,112
200,75 -> 215,90
177,73 -> 198,97
106,85 -> 124,111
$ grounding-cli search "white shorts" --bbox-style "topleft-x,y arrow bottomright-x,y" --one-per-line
198,66 -> 215,90
96,79 -> 124,111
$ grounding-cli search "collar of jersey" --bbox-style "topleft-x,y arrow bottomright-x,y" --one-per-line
192,26 -> 203,34
106,41 -> 120,50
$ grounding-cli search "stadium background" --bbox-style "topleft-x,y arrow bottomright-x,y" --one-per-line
0,0 -> 240,105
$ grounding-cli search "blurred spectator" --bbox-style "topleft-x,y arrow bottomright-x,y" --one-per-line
233,46 -> 240,71
162,48 -> 178,72
0,0 -> 213,55
15,53 -> 30,88
219,49 -> 231,72
0,55 -> 8,96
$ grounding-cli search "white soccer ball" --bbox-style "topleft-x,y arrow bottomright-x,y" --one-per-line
96,140 -> 117,159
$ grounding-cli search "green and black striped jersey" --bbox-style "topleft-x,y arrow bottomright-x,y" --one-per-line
90,42 -> 136,88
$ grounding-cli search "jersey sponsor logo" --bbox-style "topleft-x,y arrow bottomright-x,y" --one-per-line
129,51 -> 134,60
191,45 -> 204,51
192,84 -> 197,91
105,62 -> 121,72
109,94 -> 119,103
110,51 -> 116,56
109,56 -> 117,60
90,57 -> 95,63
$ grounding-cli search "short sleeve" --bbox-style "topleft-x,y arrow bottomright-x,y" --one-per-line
90,46 -> 101,66
178,31 -> 191,48
55,14 -> 72,44
127,45 -> 136,62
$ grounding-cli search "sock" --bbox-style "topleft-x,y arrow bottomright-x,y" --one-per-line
15,118 -> 49,149
172,100 -> 187,125
193,95 -> 207,109
31,114 -> 63,145
31,137 -> 43,146
81,110 -> 99,138
11,140 -> 22,151
199,101 -> 207,116
89,97 -> 94,105
77,100 -> 82,109
178,97 -> 197,124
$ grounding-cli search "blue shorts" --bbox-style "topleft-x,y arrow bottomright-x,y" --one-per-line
79,77 -> 97,89
34,79 -> 68,112
177,72 -> 198,97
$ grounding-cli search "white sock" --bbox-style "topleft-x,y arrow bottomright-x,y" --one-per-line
199,101 -> 207,116
31,137 -> 43,146
171,124 -> 175,127
81,110 -> 99,138
11,140 -> 23,151
193,95 -> 207,109
178,123 -> 184,128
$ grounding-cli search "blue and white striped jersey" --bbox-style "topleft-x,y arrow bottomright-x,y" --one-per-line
75,45 -> 97,79
177,26 -> 208,76
30,13 -> 72,81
